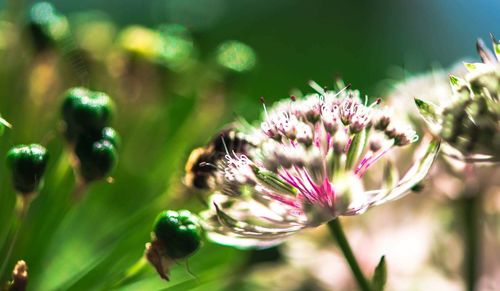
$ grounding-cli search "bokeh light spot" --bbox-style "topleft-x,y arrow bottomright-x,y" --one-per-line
118,26 -> 162,59
157,24 -> 196,71
216,41 -> 256,72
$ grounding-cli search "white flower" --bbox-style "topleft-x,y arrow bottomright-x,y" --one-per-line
199,84 -> 440,248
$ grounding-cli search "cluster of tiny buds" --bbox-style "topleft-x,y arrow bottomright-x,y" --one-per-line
260,88 -> 417,148
223,153 -> 253,183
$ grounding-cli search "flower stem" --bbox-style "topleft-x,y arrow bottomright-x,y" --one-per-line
111,257 -> 148,289
0,197 -> 30,279
462,195 -> 480,291
328,218 -> 371,291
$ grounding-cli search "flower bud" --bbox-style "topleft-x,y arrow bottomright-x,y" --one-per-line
440,95 -> 499,158
28,2 -> 69,51
75,139 -> 117,182
153,210 -> 202,259
372,108 -> 391,131
62,87 -> 114,140
98,127 -> 121,149
146,210 -> 202,281
6,144 -> 49,194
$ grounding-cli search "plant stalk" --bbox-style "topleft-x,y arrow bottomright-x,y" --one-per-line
0,197 -> 30,279
328,218 -> 371,291
110,256 -> 147,289
462,195 -> 480,291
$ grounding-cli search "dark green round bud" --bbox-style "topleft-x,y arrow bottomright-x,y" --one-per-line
62,87 -> 114,140
75,139 -> 117,182
28,2 -> 69,51
101,127 -> 121,149
76,127 -> 121,149
153,210 -> 202,259
7,144 -> 49,194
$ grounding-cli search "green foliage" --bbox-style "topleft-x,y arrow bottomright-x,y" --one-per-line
0,2 -> 249,290
0,116 -> 10,136
372,255 -> 387,291
414,98 -> 440,126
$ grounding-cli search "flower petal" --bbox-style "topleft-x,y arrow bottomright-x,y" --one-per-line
371,138 -> 440,205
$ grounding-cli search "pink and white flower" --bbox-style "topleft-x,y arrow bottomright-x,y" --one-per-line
200,84 -> 440,248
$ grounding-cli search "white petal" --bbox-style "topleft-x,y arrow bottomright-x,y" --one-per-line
371,138 -> 440,205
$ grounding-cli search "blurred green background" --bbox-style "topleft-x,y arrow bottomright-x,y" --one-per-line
9,0 -> 500,116
0,0 -> 498,290
33,0 -> 500,98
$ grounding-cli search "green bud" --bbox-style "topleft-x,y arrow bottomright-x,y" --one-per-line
75,139 -> 117,182
75,126 -> 121,149
100,127 -> 121,149
153,210 -> 202,259
441,95 -> 499,159
62,87 -> 114,140
28,2 -> 69,50
7,144 -> 49,194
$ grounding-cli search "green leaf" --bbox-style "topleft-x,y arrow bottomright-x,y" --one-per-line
372,255 -> 387,291
494,41 -> 500,59
448,74 -> 470,92
463,63 -> 477,71
252,166 -> 298,196
0,116 -> 11,129
0,116 -> 11,136
346,129 -> 366,169
414,98 -> 440,126
381,161 -> 398,191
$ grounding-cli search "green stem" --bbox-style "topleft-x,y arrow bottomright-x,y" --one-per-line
110,257 -> 148,289
462,195 -> 480,291
328,218 -> 371,291
328,218 -> 372,291
0,198 -> 30,278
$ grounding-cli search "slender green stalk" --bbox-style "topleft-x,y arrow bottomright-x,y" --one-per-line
110,257 -> 147,289
71,179 -> 88,202
462,195 -> 480,291
328,218 -> 371,291
0,198 -> 30,278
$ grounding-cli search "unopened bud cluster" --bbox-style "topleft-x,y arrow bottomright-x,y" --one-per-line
442,70 -> 499,159
416,39 -> 500,162
62,87 -> 119,182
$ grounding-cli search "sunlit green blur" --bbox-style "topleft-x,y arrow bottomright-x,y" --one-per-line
216,41 -> 255,72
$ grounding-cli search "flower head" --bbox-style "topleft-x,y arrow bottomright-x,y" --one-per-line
415,37 -> 500,163
196,84 -> 440,248
386,64 -> 500,200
